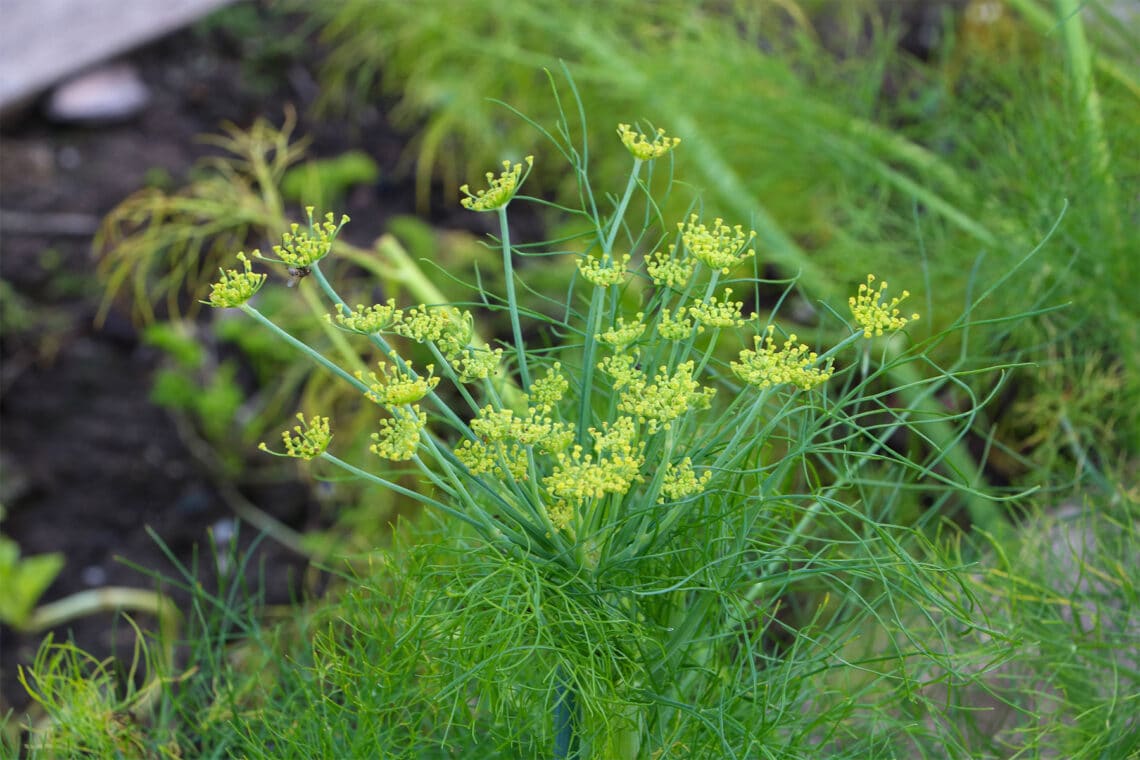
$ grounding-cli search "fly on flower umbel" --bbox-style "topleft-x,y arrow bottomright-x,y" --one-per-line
286,265 -> 312,288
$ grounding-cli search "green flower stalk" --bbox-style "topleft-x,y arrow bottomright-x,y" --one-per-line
461,156 -> 536,388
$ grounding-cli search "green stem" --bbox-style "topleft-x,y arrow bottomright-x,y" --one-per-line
575,288 -> 605,447
553,668 -> 582,760
318,452 -> 483,531
498,206 -> 532,389
603,159 -> 642,253
575,161 -> 644,445
240,304 -> 370,395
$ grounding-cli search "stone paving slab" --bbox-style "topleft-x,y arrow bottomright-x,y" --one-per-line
0,0 -> 234,109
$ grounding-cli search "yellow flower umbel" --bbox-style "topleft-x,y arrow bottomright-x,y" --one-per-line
687,289 -> 748,332
258,208 -> 349,270
600,357 -> 716,433
597,314 -> 647,350
659,457 -> 712,502
358,358 -> 439,407
334,299 -> 402,334
617,123 -> 681,161
259,413 -> 331,460
657,308 -> 695,340
206,252 -> 266,308
678,215 -> 757,274
454,396 -> 574,483
646,247 -> 696,290
544,416 -> 645,505
732,326 -> 833,391
849,274 -> 920,338
460,156 -> 534,211
577,252 -> 631,288
371,407 -> 426,462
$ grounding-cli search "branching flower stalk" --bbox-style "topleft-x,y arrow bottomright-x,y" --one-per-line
203,113 -> 999,757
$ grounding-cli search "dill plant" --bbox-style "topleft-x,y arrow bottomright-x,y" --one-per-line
203,103 -> 1008,757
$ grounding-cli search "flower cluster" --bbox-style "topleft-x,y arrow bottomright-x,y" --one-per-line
335,301 -> 500,382
646,247 -> 696,289
460,156 -> 534,212
455,400 -> 574,482
731,326 -> 833,391
206,252 -> 266,308
687,289 -> 748,331
659,457 -> 712,502
259,413 -> 331,460
617,123 -> 681,161
544,417 -> 645,512
849,274 -> 920,338
334,299 -> 402,334
397,304 -> 462,345
529,364 -> 569,409
262,209 -> 349,269
657,308 -> 695,340
242,123 -> 936,568
600,356 -> 716,433
577,252 -> 631,288
678,215 -> 757,274
448,346 -> 504,383
371,407 -> 425,461
358,358 -> 439,407
597,314 -> 647,350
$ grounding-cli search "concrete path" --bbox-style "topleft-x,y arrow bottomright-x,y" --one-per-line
0,0 -> 234,109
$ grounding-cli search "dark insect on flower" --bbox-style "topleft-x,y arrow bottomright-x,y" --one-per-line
286,265 -> 312,288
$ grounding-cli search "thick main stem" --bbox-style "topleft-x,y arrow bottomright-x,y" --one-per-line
553,666 -> 582,760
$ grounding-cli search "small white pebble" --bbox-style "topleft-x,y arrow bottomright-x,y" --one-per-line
81,565 -> 107,587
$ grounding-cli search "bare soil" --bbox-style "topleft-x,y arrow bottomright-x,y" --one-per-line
0,10 -> 412,717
